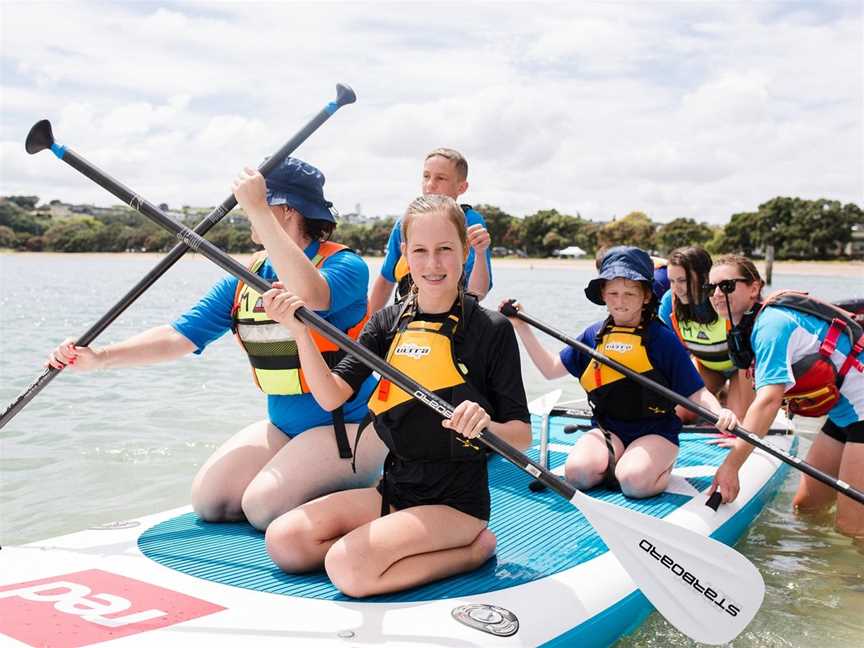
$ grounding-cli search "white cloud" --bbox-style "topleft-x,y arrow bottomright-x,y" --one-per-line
0,1 -> 860,225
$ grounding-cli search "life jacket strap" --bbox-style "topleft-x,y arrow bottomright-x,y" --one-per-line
600,426 -> 620,490
350,412 -> 374,474
819,318 -> 845,358
379,452 -> 394,517
332,406 -> 352,459
838,335 -> 864,379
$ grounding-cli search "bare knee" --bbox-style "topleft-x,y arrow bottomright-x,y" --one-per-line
324,541 -> 375,598
191,482 -> 244,523
564,458 -> 604,489
470,528 -> 497,567
242,487 -> 294,531
617,468 -> 663,499
265,513 -> 322,573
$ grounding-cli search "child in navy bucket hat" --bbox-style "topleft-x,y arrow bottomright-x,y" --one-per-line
585,246 -> 656,305
183,159 -> 383,527
501,244 -> 738,499
48,155 -> 386,535
264,157 -> 336,223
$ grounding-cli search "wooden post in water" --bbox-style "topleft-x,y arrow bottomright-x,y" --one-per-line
764,244 -> 774,285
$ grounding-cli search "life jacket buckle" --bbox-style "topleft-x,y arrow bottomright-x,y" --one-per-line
819,319 -> 845,357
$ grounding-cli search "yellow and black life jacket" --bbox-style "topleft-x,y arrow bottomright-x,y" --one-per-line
669,294 -> 735,372
579,320 -> 674,421
367,297 -> 488,462
230,242 -> 368,396
759,291 -> 864,417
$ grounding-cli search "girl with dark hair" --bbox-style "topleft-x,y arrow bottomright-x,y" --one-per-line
659,246 -> 755,421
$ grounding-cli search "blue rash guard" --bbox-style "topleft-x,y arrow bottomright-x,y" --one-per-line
171,241 -> 376,436
752,306 -> 864,427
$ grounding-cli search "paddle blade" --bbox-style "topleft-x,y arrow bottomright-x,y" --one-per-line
528,389 -> 562,417
571,491 -> 764,645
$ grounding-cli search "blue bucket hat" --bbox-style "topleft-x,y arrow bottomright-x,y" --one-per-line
585,246 -> 655,305
265,157 -> 336,223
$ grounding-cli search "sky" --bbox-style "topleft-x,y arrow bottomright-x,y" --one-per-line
1,1 -> 862,225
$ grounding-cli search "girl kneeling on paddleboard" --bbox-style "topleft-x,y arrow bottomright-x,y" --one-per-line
707,254 -> 864,537
502,246 -> 737,498
259,195 -> 531,597
47,158 -> 386,531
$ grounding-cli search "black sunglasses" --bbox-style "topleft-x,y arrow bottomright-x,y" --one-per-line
702,278 -> 750,294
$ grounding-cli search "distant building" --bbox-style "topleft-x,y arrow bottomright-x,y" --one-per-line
844,225 -> 864,258
554,245 -> 586,258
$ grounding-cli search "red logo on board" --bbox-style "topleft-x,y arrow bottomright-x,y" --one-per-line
0,569 -> 225,648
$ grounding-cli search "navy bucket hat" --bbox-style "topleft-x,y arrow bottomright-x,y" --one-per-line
585,246 -> 655,305
265,157 -> 336,223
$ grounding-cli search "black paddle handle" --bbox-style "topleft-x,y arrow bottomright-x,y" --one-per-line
0,85 -> 355,430
500,301 -> 864,505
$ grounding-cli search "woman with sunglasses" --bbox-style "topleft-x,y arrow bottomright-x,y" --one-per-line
659,247 -> 755,423
707,254 -> 864,537
504,246 -> 737,499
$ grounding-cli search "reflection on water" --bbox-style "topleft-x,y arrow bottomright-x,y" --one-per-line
1,254 -> 861,646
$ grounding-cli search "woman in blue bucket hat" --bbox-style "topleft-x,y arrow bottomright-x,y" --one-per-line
502,246 -> 737,498
49,158 -> 385,530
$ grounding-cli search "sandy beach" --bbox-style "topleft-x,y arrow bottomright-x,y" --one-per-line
4,251 -> 863,279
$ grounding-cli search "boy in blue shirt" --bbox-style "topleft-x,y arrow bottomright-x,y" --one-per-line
368,148 -> 493,310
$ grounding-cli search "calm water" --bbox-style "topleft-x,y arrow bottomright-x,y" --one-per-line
1,253 -> 862,647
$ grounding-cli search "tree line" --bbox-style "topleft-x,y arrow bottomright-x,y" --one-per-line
1,195 -> 861,259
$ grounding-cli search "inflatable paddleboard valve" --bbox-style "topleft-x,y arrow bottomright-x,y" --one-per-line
451,604 -> 518,637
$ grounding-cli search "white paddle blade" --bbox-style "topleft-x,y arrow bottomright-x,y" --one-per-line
571,491 -> 764,645
528,389 -> 562,416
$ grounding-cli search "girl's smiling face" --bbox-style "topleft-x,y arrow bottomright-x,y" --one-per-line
667,263 -> 690,303
402,210 -> 466,303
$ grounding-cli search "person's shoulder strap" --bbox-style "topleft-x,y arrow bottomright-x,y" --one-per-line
453,292 -> 480,345
763,289 -> 863,342
232,251 -> 268,307
313,240 -> 352,267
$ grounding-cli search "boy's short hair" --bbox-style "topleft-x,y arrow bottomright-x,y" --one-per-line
425,148 -> 468,181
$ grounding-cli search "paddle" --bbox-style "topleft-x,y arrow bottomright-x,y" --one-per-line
554,407 -> 790,436
0,84 -> 355,431
527,389 -> 562,492
29,133 -> 767,644
499,302 -> 864,506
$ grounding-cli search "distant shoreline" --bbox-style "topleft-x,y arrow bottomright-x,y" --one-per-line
4,250 -> 863,278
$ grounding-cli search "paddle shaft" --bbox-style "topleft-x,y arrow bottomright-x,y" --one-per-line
504,305 -> 864,505
0,85 -> 354,430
